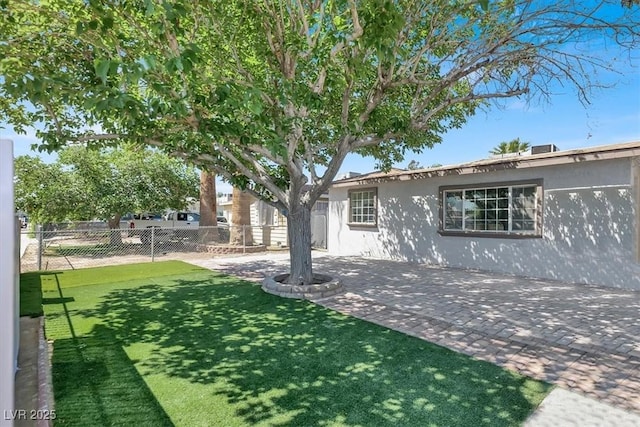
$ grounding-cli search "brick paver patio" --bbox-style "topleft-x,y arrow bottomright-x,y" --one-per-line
192,253 -> 640,414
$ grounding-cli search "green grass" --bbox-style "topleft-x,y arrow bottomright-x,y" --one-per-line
29,261 -> 552,426
20,272 -> 44,317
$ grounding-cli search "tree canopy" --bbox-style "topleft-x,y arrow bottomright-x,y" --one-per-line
2,0 -> 638,284
14,146 -> 199,227
13,156 -> 79,225
407,160 -> 423,170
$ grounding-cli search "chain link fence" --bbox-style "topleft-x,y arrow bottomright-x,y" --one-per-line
20,224 -> 291,272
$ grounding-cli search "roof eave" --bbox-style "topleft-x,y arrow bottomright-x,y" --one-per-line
331,141 -> 640,188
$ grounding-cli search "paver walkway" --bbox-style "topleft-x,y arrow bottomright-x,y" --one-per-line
193,253 -> 640,418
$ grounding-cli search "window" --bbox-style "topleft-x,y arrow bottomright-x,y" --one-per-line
312,200 -> 329,214
258,204 -> 275,225
440,181 -> 542,237
348,188 -> 377,226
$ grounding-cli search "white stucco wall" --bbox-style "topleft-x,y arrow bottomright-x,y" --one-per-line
0,139 -> 17,425
329,157 -> 640,290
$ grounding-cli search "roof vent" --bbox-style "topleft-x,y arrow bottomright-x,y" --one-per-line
531,144 -> 559,155
336,171 -> 362,180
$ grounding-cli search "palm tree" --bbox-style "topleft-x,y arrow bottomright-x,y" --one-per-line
490,138 -> 531,155
229,187 -> 254,246
198,170 -> 219,242
407,160 -> 422,170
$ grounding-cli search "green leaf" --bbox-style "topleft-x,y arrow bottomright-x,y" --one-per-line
144,0 -> 155,16
102,16 -> 114,31
166,57 -> 183,73
94,59 -> 110,84
216,85 -> 230,102
247,99 -> 263,115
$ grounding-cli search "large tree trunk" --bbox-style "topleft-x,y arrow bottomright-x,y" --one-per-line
198,170 -> 219,242
229,187 -> 253,246
107,214 -> 123,245
287,203 -> 313,285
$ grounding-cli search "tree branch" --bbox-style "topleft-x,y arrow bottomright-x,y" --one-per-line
215,143 -> 288,204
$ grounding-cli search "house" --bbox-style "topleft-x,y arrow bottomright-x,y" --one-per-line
328,141 -> 640,290
217,189 -> 329,248
216,193 -> 289,247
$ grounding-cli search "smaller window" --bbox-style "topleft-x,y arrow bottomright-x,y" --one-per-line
348,188 -> 377,226
313,200 -> 329,214
259,204 -> 275,225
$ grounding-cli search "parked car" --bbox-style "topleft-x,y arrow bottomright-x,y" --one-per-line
127,211 -> 199,244
127,212 -> 230,244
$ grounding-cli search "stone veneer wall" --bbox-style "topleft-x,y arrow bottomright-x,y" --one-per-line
188,244 -> 268,254
262,274 -> 343,299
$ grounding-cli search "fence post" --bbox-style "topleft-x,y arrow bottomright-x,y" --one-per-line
243,225 -> 246,254
37,224 -> 43,271
151,227 -> 155,262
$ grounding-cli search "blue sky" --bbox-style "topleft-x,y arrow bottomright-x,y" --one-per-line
340,69 -> 640,175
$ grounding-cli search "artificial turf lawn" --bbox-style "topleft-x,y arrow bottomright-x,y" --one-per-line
28,261 -> 552,426
20,272 -> 44,317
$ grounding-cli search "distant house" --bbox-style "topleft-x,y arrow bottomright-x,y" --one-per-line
217,193 -> 289,247
217,189 -> 329,248
328,141 -> 640,290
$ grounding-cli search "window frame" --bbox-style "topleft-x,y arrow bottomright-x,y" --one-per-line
438,179 -> 543,238
348,187 -> 378,227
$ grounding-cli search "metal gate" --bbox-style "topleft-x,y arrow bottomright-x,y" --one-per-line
310,213 -> 327,249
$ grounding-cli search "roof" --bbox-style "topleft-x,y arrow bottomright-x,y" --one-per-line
331,141 -> 640,188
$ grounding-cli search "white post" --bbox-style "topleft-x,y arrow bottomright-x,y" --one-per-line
151,228 -> 155,262
0,139 -> 16,426
37,225 -> 42,271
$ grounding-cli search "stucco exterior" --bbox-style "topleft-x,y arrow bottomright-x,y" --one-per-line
329,145 -> 640,290
1,139 -> 17,425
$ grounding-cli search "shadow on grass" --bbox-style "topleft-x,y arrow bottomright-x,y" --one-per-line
42,270 -> 174,427
20,271 -> 46,317
52,331 -> 174,427
64,274 -> 549,426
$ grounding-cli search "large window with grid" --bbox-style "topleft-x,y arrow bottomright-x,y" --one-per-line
440,181 -> 542,237
348,188 -> 377,226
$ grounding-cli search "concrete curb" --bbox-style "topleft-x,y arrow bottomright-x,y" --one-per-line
36,317 -> 53,427
15,317 -> 54,427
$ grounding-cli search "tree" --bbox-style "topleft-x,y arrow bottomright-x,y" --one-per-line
2,1 -> 638,285
490,138 -> 531,155
13,156 -> 83,225
14,146 -> 199,243
198,170 -> 219,242
229,187 -> 254,246
407,160 -> 422,170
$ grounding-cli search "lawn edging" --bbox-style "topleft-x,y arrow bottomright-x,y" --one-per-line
15,316 -> 55,427
261,273 -> 343,299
